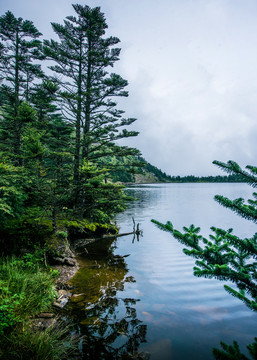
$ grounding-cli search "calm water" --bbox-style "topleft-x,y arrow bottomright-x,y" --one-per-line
70,183 -> 257,360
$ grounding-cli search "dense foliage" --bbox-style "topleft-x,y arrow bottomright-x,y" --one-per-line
0,6 -> 141,357
0,4 -> 140,249
152,160 -> 257,359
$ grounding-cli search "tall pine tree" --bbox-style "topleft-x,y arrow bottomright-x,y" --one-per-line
43,4 -> 139,207
0,11 -> 44,163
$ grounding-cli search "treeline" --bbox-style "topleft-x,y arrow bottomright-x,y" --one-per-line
107,156 -> 246,184
169,174 -> 245,183
137,162 -> 245,183
0,4 -> 140,247
140,160 -> 246,183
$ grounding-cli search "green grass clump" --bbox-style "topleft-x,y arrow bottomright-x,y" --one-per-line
0,255 -> 79,359
0,321 -> 78,360
0,256 -> 57,334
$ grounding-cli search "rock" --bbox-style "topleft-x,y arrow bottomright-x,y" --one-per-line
53,289 -> 72,309
55,280 -> 74,290
58,289 -> 70,297
49,242 -> 80,311
37,312 -> 54,318
70,293 -> 85,303
53,301 -> 67,309
64,257 -> 76,266
48,239 -> 77,266
53,257 -> 65,264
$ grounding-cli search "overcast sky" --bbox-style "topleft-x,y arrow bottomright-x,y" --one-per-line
1,0 -> 257,176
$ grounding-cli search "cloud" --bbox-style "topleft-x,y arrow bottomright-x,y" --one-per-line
1,0 -> 257,175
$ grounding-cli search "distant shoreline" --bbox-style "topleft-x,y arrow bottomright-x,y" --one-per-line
122,177 -> 246,185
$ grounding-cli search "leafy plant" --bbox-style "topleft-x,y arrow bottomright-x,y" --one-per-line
0,289 -> 23,334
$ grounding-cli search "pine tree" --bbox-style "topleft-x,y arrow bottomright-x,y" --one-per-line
30,80 -> 60,125
0,11 -> 44,163
0,162 -> 27,225
43,4 -> 139,205
0,6 -> 141,239
0,101 -> 37,163
152,160 -> 257,359
22,84 -> 74,231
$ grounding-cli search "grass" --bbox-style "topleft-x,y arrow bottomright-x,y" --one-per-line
0,256 -> 57,327
0,321 -> 79,360
0,255 -> 79,359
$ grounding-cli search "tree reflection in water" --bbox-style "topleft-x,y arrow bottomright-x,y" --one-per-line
68,239 -> 148,359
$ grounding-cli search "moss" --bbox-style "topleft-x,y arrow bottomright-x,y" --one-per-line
61,219 -> 118,240
55,231 -> 68,240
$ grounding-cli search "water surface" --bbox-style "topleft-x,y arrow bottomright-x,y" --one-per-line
70,183 -> 257,359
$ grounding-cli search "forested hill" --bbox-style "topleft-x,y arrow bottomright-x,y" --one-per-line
135,158 -> 173,183
109,156 -> 246,184
107,156 -> 173,183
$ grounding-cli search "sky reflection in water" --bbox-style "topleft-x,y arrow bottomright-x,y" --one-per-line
69,183 -> 257,360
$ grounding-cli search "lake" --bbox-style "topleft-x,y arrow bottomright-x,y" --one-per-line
69,183 -> 257,360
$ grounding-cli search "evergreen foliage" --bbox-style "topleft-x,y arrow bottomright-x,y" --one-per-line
0,11 -> 44,163
77,161 -> 127,222
0,10 -> 44,105
169,174 -> 245,183
152,160 -> 257,359
105,155 -> 246,184
0,5 -> 141,359
43,4 -> 140,204
0,4 -> 140,238
0,162 -> 27,224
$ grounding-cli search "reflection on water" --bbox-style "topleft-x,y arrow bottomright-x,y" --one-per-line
68,239 -> 148,359
68,183 -> 257,360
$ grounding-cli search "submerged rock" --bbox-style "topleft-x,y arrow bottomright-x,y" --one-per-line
53,290 -> 72,309
70,293 -> 85,303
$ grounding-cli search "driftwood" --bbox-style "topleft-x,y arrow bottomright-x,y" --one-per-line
75,218 -> 142,255
84,218 -> 142,242
101,217 -> 142,242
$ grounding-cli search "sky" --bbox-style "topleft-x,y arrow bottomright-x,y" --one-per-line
1,0 -> 257,176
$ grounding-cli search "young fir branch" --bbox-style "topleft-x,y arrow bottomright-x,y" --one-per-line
151,219 -> 257,310
213,160 -> 257,187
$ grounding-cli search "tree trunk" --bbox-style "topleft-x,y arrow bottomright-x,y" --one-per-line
14,30 -> 22,165
73,39 -> 83,210
82,36 -> 92,162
